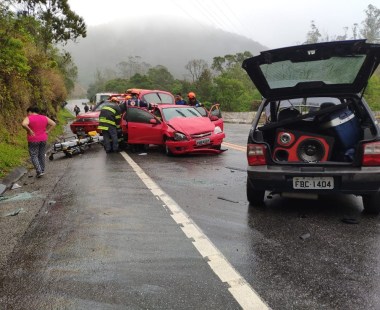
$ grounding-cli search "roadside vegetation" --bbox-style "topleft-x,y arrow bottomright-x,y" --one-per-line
1,1 -> 380,177
0,108 -> 74,178
0,0 -> 86,178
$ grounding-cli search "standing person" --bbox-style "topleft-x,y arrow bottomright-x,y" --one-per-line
125,93 -> 149,109
175,93 -> 187,105
21,106 -> 56,178
97,98 -> 122,153
84,103 -> 89,113
187,92 -> 202,107
74,105 -> 80,116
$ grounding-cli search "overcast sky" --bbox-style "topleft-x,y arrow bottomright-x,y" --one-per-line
68,0 -> 378,49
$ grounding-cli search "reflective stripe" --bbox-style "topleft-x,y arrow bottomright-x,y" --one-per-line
103,106 -> 117,114
99,118 -> 116,126
98,125 -> 109,130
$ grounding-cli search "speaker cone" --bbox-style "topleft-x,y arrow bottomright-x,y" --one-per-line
297,138 -> 326,162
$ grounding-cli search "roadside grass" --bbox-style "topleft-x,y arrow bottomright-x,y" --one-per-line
0,108 -> 74,179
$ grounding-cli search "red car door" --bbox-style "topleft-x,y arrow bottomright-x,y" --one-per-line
209,104 -> 224,131
125,107 -> 163,145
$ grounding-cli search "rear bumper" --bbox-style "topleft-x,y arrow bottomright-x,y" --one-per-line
247,165 -> 380,195
70,124 -> 100,134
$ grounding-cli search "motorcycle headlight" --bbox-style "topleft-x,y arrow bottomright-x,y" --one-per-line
214,126 -> 222,134
174,132 -> 188,141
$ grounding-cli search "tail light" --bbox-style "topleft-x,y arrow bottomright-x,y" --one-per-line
247,144 -> 267,166
362,141 -> 380,166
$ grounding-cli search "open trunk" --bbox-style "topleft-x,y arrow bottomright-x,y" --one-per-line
252,96 -> 379,165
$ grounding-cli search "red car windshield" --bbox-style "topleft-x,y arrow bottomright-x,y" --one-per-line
162,107 -> 202,121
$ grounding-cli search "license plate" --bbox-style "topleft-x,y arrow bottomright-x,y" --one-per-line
293,177 -> 334,189
196,138 -> 210,146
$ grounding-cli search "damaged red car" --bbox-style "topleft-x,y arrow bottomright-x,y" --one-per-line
70,89 -> 175,135
121,104 -> 225,155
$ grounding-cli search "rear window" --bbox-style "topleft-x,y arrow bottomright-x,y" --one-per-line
142,92 -> 174,104
260,56 -> 366,89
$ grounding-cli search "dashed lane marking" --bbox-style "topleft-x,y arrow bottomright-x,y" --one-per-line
120,151 -> 270,310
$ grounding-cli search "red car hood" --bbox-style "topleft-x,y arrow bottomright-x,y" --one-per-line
167,117 -> 215,134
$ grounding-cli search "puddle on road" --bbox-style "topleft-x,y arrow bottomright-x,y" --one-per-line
0,191 -> 43,203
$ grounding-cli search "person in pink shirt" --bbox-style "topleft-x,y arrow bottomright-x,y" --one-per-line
21,106 -> 56,178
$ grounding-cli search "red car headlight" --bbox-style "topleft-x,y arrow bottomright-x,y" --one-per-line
174,132 -> 188,141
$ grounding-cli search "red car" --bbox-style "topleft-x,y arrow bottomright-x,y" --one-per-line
121,104 -> 225,155
70,89 -> 175,135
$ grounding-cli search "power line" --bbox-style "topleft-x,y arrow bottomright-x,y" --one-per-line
219,0 -> 251,38
192,0 -> 230,31
208,0 -> 242,35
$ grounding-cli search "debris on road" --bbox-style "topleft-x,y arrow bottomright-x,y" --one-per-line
217,196 -> 239,203
342,217 -> 360,224
3,208 -> 24,217
11,183 -> 22,190
300,233 -> 311,240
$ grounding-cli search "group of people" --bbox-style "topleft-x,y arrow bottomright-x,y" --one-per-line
21,91 -> 204,177
74,103 -> 90,116
97,93 -> 155,153
99,91 -> 202,154
175,92 -> 202,107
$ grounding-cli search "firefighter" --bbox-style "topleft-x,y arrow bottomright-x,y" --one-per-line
97,97 -> 122,153
187,92 -> 202,107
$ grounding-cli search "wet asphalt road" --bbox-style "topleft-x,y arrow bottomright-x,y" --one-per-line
1,102 -> 380,309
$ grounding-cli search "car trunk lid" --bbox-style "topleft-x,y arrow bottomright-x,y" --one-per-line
242,40 -> 380,99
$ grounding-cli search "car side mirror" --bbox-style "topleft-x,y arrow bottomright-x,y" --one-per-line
150,118 -> 160,124
210,115 -> 219,121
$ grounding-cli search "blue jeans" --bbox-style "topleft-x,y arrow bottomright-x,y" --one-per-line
102,127 -> 119,152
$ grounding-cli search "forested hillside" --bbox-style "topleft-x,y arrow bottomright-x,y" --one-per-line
65,17 -> 267,87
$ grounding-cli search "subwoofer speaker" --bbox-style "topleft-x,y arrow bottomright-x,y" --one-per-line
273,130 -> 334,162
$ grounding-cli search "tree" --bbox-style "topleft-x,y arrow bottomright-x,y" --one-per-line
117,56 -> 151,79
9,0 -> 86,51
147,65 -> 174,90
360,4 -> 380,43
212,51 -> 253,74
53,49 -> 77,94
305,20 -> 321,44
195,68 -> 213,102
185,59 -> 208,83
352,23 -> 359,40
129,73 -> 153,90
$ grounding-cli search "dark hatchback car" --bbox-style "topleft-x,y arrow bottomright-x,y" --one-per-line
242,40 -> 380,214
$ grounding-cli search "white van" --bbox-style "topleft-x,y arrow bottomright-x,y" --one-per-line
94,92 -> 114,104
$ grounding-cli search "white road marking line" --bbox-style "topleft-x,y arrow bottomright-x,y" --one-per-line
120,151 -> 270,310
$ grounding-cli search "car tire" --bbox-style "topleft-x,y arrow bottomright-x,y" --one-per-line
163,137 -> 172,156
362,193 -> 380,214
247,177 -> 265,205
164,144 -> 172,156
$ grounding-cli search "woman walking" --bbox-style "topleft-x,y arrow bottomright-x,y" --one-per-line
22,106 -> 56,178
